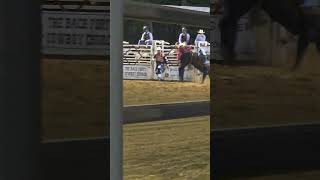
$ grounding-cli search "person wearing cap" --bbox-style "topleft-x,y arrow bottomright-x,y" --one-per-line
138,26 -> 153,45
154,47 -> 168,81
178,27 -> 191,45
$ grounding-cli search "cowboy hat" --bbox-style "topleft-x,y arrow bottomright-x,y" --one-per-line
198,29 -> 205,34
156,47 -> 162,51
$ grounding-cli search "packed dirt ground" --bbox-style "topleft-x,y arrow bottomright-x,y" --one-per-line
41,59 -> 210,179
41,46 -> 320,179
212,47 -> 320,179
123,116 -> 210,180
227,170 -> 320,180
212,47 -> 320,129
41,59 -> 209,139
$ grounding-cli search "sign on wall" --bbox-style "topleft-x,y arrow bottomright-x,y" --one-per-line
123,65 -> 153,80
153,66 -> 194,81
41,4 -> 110,56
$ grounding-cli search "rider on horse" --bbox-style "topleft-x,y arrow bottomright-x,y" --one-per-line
138,26 -> 153,45
154,47 -> 168,81
176,42 -> 193,64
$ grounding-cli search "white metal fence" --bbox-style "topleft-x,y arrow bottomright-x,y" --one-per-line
123,40 -> 210,81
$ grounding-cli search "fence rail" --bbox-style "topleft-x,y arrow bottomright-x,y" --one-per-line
123,40 -> 210,81
123,100 -> 210,124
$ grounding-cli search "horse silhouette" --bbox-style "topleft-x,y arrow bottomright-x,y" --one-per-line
179,51 -> 210,83
218,0 -> 320,69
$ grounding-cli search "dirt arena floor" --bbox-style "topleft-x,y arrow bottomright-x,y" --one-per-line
212,47 -> 320,129
41,59 -> 210,139
212,47 -> 320,179
228,170 -> 320,180
41,59 -> 210,179
124,116 -> 210,180
41,47 -> 320,179
42,59 -> 109,139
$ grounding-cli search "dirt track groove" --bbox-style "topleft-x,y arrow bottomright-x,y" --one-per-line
124,116 -> 210,180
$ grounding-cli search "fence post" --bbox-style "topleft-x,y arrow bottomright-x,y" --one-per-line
0,0 -> 40,180
111,0 -> 124,179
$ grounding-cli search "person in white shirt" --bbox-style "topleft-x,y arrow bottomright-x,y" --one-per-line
178,27 -> 191,45
194,29 -> 209,65
194,29 -> 207,45
138,26 -> 153,45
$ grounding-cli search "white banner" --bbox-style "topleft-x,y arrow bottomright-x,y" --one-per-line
211,15 -> 256,61
123,65 -> 153,80
42,9 -> 109,56
151,65 -> 193,81
164,66 -> 193,81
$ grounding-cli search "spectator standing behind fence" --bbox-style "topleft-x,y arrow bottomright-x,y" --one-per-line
138,26 -> 153,45
194,29 -> 206,45
194,29 -> 209,64
178,27 -> 191,45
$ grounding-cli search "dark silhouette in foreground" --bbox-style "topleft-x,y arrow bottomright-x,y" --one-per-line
218,0 -> 320,69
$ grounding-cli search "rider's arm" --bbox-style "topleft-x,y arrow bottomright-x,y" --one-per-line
140,32 -> 145,40
149,33 -> 153,41
178,34 -> 182,44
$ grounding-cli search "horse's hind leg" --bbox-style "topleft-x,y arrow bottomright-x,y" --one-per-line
179,66 -> 185,82
219,16 -> 237,65
219,0 -> 253,65
317,41 -> 320,55
292,35 -> 309,70
201,74 -> 207,84
201,65 -> 209,83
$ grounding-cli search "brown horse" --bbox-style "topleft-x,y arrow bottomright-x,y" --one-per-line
179,51 -> 210,83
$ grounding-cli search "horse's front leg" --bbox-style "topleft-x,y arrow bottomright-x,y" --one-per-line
220,19 -> 237,65
201,74 -> 206,84
179,66 -> 185,82
201,64 -> 210,84
292,35 -> 309,70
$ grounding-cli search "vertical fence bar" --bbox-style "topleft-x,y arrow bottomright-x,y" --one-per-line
0,0 -> 40,180
111,0 -> 123,179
